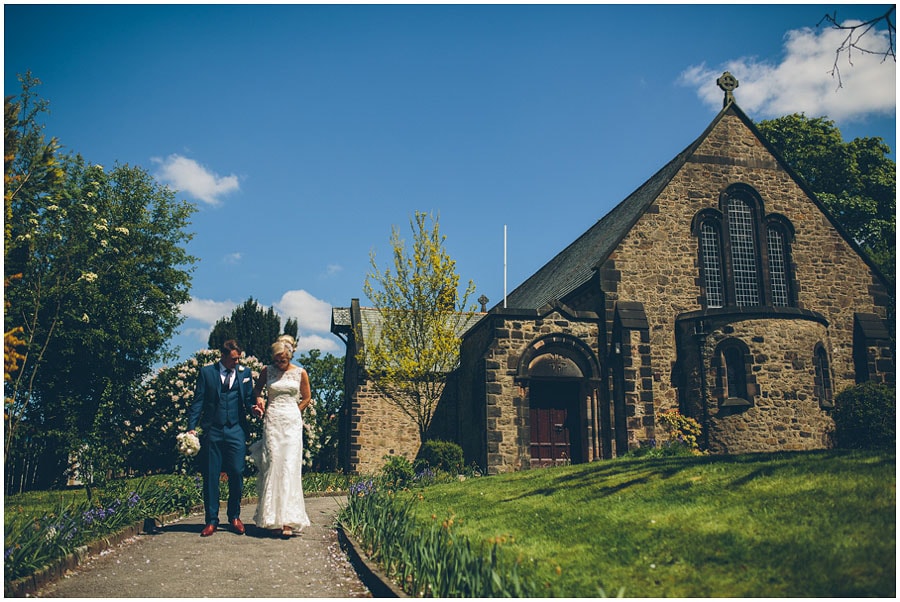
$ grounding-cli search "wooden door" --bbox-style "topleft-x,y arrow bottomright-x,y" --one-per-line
530,406 -> 571,467
529,380 -> 580,468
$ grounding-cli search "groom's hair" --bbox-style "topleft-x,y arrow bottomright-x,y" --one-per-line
220,339 -> 243,355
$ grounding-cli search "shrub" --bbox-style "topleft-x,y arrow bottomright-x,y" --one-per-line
831,382 -> 895,450
657,410 -> 703,451
380,454 -> 416,488
416,440 -> 464,475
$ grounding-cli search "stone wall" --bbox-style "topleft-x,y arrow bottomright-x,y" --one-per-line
346,381 -> 421,475
703,317 -> 834,453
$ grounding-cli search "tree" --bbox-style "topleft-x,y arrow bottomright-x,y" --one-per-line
207,297 -> 284,360
757,114 -> 895,282
283,317 -> 299,340
297,349 -> 343,471
4,75 -> 198,490
362,211 -> 476,444
820,6 -> 896,89
4,73 -> 66,478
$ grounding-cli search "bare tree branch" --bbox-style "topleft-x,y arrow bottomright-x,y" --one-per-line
819,6 -> 896,89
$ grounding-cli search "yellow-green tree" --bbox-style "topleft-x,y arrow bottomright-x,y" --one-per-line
362,212 -> 476,444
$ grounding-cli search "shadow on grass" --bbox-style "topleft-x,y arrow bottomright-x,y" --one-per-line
499,450 -> 894,502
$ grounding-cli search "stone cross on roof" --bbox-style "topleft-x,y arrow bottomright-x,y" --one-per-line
478,294 -> 489,312
716,71 -> 738,107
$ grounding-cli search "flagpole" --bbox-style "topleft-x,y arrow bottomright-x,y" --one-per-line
504,224 -> 507,309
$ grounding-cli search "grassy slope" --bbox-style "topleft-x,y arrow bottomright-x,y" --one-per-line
410,451 -> 895,597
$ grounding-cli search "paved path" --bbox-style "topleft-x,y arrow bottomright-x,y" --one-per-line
34,496 -> 372,598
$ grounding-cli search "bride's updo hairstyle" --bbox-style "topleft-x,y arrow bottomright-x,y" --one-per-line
271,334 -> 296,360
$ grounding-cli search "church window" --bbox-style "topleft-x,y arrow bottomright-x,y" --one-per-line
767,226 -> 789,307
693,185 -> 796,310
727,196 -> 760,306
714,338 -> 753,408
814,344 -> 834,408
700,221 -> 724,308
723,345 -> 747,399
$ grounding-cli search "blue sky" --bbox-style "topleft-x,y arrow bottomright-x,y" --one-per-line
5,3 -> 896,364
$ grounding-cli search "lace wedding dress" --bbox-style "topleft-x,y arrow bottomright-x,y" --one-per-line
252,365 -> 310,530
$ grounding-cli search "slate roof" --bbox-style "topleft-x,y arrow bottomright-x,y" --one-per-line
503,110 -> 718,311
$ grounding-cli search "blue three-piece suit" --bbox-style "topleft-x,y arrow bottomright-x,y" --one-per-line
187,362 -> 255,526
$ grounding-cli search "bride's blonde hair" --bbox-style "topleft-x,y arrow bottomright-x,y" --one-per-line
271,334 -> 296,359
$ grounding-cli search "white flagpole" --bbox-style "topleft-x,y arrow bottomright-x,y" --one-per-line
504,224 -> 507,308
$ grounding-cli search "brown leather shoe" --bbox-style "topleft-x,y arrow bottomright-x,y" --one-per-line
229,518 -> 245,535
200,523 -> 217,537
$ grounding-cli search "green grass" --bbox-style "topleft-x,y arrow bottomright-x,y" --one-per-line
5,471 -> 352,515
405,450 -> 895,597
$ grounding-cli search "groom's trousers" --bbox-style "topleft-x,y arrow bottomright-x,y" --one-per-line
200,423 -> 246,526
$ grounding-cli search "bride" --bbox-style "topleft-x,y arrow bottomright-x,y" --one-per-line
250,334 -> 311,538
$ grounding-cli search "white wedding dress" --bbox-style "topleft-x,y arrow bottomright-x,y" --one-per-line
252,365 -> 310,530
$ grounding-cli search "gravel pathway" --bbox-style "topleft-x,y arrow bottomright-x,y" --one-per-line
34,495 -> 372,598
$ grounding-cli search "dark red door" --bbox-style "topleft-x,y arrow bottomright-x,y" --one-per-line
529,380 -> 580,468
530,406 -> 570,467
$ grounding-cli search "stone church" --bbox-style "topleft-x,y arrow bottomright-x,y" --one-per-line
332,74 -> 894,475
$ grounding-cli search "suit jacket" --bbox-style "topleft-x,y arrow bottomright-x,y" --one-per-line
188,362 -> 255,435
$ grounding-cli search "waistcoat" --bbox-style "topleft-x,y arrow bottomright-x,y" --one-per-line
217,383 -> 241,426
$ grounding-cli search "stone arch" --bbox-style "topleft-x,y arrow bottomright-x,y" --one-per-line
516,333 -> 601,382
515,333 -> 603,467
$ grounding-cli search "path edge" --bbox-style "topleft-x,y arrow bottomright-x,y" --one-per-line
336,525 -> 407,598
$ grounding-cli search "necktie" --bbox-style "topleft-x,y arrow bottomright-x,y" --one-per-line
223,369 -> 233,391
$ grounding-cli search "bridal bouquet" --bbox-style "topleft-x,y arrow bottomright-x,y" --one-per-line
176,431 -> 201,457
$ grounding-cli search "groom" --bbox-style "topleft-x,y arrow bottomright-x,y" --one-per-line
188,340 -> 261,537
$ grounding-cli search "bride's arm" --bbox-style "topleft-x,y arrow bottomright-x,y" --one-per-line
297,368 -> 312,411
252,366 -> 268,416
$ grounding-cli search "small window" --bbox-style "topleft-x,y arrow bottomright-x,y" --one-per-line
700,221 -> 724,308
814,345 -> 834,408
767,227 -> 789,307
723,346 -> 747,399
715,339 -> 753,408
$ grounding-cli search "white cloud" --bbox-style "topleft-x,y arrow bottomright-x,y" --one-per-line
325,264 -> 343,277
679,21 -> 895,123
296,333 -> 342,355
274,289 -> 333,334
223,252 -> 242,264
180,297 -> 237,325
153,154 -> 240,206
273,290 -> 342,353
180,326 -> 215,346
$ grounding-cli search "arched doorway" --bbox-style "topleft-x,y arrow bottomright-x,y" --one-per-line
529,378 -> 582,467
517,335 -> 602,468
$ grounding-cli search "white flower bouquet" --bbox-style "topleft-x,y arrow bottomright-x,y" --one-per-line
176,431 -> 201,457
